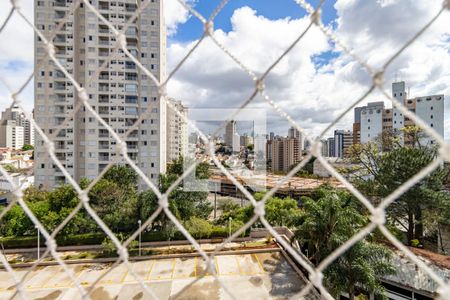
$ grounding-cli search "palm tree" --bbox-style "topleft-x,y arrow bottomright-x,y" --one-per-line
296,186 -> 395,299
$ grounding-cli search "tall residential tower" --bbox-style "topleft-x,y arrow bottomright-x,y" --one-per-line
34,0 -> 166,188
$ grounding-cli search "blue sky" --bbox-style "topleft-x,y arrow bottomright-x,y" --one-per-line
171,0 -> 337,42
0,0 -> 449,139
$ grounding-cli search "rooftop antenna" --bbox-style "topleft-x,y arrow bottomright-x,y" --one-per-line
394,71 -> 399,83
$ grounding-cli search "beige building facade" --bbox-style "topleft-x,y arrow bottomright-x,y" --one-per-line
34,0 -> 166,188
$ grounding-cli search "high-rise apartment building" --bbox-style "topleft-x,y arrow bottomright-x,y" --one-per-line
34,0 -> 166,188
356,82 -> 444,146
0,105 -> 34,148
334,130 -> 353,158
327,137 -> 335,157
288,126 -> 304,152
266,137 -> 300,173
321,139 -> 329,157
166,99 -> 188,163
0,120 -> 24,150
225,120 -> 236,149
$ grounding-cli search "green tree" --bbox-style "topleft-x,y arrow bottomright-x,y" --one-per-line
2,164 -> 18,173
296,186 -> 395,299
88,167 -> 140,233
138,158 -> 212,231
21,144 -> 34,151
219,194 -> 301,228
347,142 -> 450,244
184,217 -> 213,239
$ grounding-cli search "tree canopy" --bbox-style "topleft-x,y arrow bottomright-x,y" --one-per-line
347,141 -> 450,244
295,186 -> 395,299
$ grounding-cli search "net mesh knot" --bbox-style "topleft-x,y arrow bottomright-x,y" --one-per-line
310,9 -> 321,25
370,208 -> 386,226
372,71 -> 384,87
256,79 -> 266,92
204,21 -> 214,35
309,271 -> 323,288
159,195 -> 169,209
439,144 -> 450,162
254,202 -> 265,217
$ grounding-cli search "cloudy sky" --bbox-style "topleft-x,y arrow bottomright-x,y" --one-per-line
0,0 -> 449,139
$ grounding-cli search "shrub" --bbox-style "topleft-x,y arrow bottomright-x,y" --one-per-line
184,217 -> 213,239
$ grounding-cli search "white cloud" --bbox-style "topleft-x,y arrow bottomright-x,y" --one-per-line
0,0 -> 449,140
167,1 -> 450,139
164,0 -> 196,36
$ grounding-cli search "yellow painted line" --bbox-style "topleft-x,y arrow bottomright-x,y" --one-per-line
253,254 -> 265,274
170,259 -> 177,279
119,268 -> 129,284
53,267 -> 84,288
215,257 -> 220,276
40,267 -> 62,288
194,258 -> 197,277
145,260 -> 155,281
235,257 -> 243,275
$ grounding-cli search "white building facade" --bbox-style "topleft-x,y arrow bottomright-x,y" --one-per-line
0,105 -> 34,148
34,0 -> 166,188
166,99 -> 188,162
359,82 -> 444,146
0,121 -> 24,150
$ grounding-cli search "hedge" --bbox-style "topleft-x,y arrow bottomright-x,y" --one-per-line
0,233 -> 106,249
0,226 -> 247,249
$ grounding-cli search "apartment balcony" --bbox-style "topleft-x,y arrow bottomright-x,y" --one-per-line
128,49 -> 138,57
126,27 -> 138,37
98,73 -> 109,80
125,119 -> 137,126
55,94 -> 66,102
98,51 -> 109,57
99,129 -> 109,138
99,95 -> 109,103
54,0 -> 66,7
54,35 -> 66,44
54,84 -> 66,91
125,62 -> 136,70
55,106 -> 65,114
55,117 -> 65,125
127,41 -> 138,47
99,154 -> 110,162
55,71 -> 65,78
125,4 -> 137,12
55,11 -> 66,20
99,142 -> 109,150
99,39 -> 110,46
98,108 -> 109,115
55,142 -> 65,150
99,27 -> 110,34
98,2 -> 109,10
98,85 -> 109,92
55,153 -> 66,161
55,49 -> 66,56
125,96 -> 138,104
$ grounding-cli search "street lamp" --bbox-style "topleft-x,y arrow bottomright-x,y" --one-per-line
228,217 -> 232,238
35,225 -> 40,261
138,220 -> 142,256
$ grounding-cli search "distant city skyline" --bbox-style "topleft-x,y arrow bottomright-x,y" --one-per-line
1,1 -> 449,140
